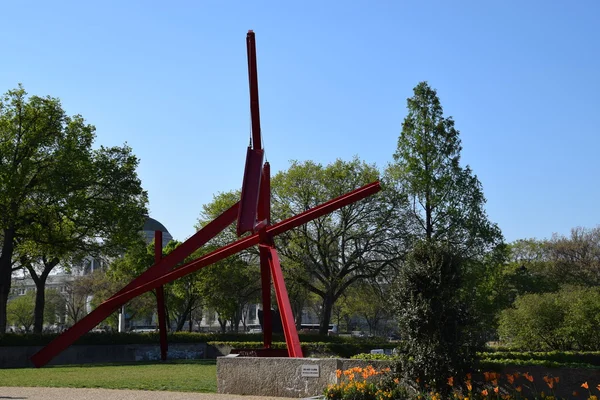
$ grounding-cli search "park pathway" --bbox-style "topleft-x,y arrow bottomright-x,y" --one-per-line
0,387 -> 295,400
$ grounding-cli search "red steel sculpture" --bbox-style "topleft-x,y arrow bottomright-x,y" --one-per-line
31,30 -> 381,367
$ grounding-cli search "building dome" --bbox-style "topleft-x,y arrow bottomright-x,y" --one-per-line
142,216 -> 173,248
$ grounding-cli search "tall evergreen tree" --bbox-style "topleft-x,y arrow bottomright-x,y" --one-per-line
389,81 -> 502,257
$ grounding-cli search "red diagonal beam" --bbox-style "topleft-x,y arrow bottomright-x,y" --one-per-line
31,202 -> 239,368
32,181 -> 380,367
262,244 -> 303,357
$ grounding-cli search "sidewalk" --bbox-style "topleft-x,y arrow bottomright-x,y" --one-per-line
0,387 -> 293,400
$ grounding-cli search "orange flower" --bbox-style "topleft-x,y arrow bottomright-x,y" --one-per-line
543,376 -> 551,384
494,387 -> 499,394
547,380 -> 554,389
393,378 -> 400,384
582,382 -> 589,389
416,378 -> 421,383
597,384 -> 600,392
514,372 -> 520,380
492,379 -> 498,386
466,373 -> 472,380
336,369 -> 342,378
482,389 -> 489,396
554,377 -> 560,383
516,386 -> 522,393
447,377 -> 454,387
484,372 -> 491,382
506,374 -> 515,384
466,380 -> 472,391
524,373 -> 534,382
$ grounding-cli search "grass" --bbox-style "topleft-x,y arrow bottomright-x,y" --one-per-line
0,360 -> 217,392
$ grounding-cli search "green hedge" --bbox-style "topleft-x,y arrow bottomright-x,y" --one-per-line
0,331 -> 388,348
209,341 -> 398,358
478,350 -> 600,366
349,351 -> 600,370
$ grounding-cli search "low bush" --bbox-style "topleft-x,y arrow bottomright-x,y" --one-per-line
499,286 -> 600,351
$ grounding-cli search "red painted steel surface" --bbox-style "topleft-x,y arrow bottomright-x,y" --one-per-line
31,203 -> 239,367
258,163 -> 272,348
155,230 -> 168,361
262,245 -> 303,357
237,147 -> 264,236
246,30 -> 262,150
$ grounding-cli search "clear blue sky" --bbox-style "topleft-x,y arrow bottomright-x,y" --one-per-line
1,1 -> 598,244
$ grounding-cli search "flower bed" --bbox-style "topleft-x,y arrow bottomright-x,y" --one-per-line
325,365 -> 600,399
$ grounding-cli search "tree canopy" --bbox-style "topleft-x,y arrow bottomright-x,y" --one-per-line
0,85 -> 148,332
388,81 -> 502,258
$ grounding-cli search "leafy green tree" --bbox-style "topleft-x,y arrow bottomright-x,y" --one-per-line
544,226 -> 600,286
44,289 -> 66,327
0,85 -> 148,332
388,82 -> 501,390
499,286 -> 600,350
272,158 -> 407,335
337,281 -> 392,336
7,291 -> 35,333
388,81 -> 502,257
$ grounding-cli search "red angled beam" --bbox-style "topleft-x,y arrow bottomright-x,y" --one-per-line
31,202 -> 239,368
262,244 -> 303,357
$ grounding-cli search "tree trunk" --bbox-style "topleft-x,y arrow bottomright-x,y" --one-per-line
0,228 -> 16,333
319,294 -> 335,335
33,277 -> 47,333
30,261 -> 54,334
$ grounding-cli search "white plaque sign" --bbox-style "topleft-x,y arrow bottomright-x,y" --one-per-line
301,364 -> 320,378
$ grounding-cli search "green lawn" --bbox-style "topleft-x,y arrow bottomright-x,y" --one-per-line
0,360 -> 217,392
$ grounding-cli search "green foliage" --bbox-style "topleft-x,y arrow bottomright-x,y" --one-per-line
498,286 -> 600,351
0,85 -> 148,332
6,292 -> 36,332
478,350 -> 600,366
390,242 -> 481,391
271,157 -> 406,334
351,353 -> 397,361
388,81 -> 502,259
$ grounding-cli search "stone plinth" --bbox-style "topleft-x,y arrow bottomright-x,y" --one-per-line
217,356 -> 342,398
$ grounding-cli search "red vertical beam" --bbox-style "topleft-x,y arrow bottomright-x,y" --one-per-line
257,163 -> 272,347
155,230 -> 168,361
246,30 -> 261,150
263,245 -> 303,357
